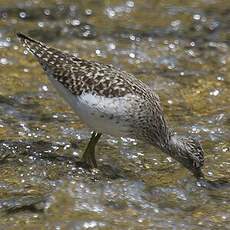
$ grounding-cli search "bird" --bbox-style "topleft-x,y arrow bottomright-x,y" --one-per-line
17,33 -> 204,178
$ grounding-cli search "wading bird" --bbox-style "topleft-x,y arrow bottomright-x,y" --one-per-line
17,33 -> 204,178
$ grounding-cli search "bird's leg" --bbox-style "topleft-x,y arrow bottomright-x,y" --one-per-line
81,131 -> 102,168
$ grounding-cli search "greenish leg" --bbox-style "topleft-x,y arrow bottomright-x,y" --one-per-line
81,131 -> 102,168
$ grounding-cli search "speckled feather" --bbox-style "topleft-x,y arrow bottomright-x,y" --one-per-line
17,33 -> 168,143
16,33 -> 159,100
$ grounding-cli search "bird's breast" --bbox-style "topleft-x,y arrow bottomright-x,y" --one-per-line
48,75 -> 137,137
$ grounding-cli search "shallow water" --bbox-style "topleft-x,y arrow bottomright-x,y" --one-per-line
0,0 -> 230,229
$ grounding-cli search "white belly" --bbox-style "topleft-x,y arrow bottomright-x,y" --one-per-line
48,76 -> 135,137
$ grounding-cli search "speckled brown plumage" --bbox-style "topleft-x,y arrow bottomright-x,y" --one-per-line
17,32 -> 204,178
17,33 -> 158,100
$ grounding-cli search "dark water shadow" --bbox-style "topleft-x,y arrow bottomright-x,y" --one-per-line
197,177 -> 230,190
1,140 -> 229,186
0,195 -> 49,215
0,140 -> 128,180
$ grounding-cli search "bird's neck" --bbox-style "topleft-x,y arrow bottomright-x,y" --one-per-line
160,134 -> 186,156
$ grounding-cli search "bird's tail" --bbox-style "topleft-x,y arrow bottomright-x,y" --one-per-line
16,32 -> 74,74
17,32 -> 52,59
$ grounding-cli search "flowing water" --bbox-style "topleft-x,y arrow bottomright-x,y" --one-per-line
0,0 -> 230,229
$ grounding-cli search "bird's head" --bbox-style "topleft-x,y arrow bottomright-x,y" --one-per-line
167,135 -> 204,178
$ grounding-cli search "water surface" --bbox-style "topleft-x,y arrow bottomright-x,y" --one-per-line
0,0 -> 230,229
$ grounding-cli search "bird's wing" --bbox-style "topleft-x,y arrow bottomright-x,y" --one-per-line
17,33 -> 154,99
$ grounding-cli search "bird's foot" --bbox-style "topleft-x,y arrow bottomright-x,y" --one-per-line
80,158 -> 97,169
78,131 -> 101,170
80,150 -> 97,169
